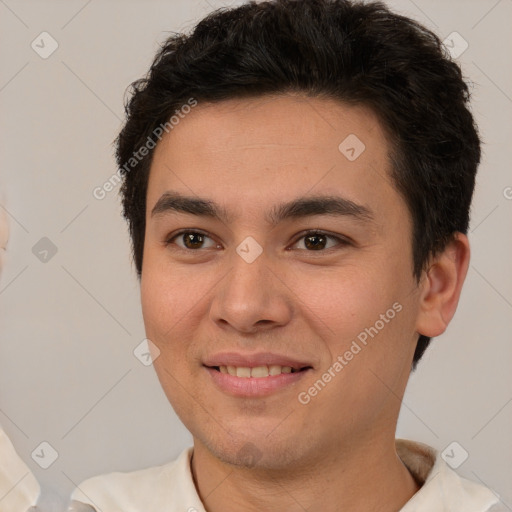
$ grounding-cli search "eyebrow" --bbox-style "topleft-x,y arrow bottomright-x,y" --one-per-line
150,191 -> 374,226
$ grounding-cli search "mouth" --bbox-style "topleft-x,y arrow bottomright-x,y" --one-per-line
207,364 -> 311,378
203,353 -> 313,397
202,352 -> 314,398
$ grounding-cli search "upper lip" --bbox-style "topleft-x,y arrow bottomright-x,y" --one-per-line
203,352 -> 313,370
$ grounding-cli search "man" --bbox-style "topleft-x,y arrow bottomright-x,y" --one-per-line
69,0 -> 505,510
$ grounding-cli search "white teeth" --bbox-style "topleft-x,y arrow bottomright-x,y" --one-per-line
236,367 -> 251,378
217,365 -> 301,377
269,365 -> 282,376
251,366 -> 269,378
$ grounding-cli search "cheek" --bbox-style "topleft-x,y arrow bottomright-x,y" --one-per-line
291,261 -> 417,395
140,265 -> 202,409
140,255 -> 216,375
292,264 -> 398,340
140,252 -> 203,334
140,263 -> 189,367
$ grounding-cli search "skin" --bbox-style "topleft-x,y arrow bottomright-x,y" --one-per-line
140,94 -> 470,512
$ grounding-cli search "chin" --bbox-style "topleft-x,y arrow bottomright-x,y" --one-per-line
197,428 -> 308,471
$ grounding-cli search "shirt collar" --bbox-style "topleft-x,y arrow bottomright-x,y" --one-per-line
70,439 -> 501,511
396,438 -> 500,511
183,439 -> 501,511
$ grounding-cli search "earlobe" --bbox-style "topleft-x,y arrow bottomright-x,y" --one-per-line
415,233 -> 471,338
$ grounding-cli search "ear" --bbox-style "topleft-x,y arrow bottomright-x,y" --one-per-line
415,233 -> 470,338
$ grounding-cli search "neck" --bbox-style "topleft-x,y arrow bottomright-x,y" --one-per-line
191,435 -> 420,512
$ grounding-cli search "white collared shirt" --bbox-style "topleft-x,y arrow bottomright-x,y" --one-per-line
69,439 -> 506,512
0,426 -> 40,512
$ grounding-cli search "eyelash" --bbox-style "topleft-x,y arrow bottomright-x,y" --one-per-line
164,229 -> 351,253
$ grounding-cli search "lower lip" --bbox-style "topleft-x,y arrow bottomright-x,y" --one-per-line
205,367 -> 310,397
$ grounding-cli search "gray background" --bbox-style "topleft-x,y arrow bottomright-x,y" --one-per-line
0,0 -> 511,509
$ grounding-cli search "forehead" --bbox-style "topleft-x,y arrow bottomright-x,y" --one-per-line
153,94 -> 389,158
146,94 -> 404,225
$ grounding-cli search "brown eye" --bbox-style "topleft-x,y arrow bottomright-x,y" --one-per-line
304,233 -> 328,250
182,232 -> 205,249
293,231 -> 347,251
166,230 -> 217,250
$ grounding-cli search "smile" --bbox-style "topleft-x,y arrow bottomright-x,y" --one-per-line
213,365 -> 304,377
205,367 -> 311,397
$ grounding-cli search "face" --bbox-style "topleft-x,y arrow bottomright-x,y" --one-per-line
141,94 -> 423,470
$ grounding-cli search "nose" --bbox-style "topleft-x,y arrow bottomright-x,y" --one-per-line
208,246 -> 293,335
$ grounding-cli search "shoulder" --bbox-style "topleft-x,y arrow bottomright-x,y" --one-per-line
397,439 -> 504,512
69,446 -> 202,512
